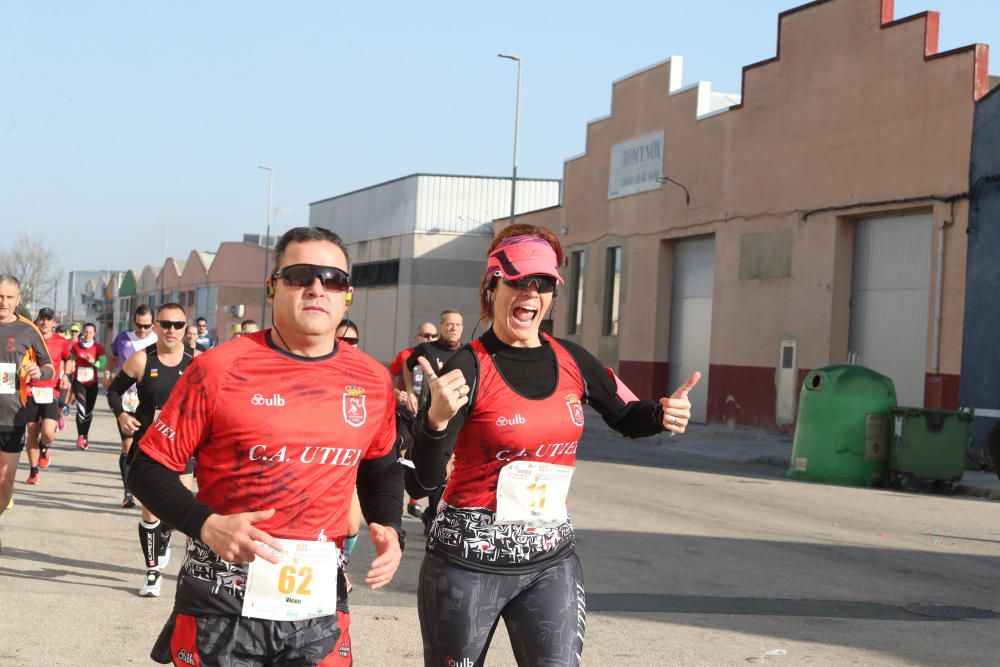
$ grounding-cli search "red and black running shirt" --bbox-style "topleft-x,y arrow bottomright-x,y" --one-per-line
140,331 -> 396,544
29,333 -> 71,395
443,335 -> 585,510
70,340 -> 105,386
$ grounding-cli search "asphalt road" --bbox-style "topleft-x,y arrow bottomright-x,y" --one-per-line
2,405 -> 999,666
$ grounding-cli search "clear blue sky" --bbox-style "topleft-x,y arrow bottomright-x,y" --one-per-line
2,1 -> 997,286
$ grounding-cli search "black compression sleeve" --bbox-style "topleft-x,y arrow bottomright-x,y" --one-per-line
410,346 -> 477,490
558,338 -> 665,438
356,449 -> 404,532
128,446 -> 214,539
107,370 -> 136,417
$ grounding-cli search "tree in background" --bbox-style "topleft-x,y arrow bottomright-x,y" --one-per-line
0,233 -> 63,314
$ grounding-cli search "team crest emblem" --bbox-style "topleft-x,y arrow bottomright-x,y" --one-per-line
343,385 -> 367,427
566,393 -> 585,427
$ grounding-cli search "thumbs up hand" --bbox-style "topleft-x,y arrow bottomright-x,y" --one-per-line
658,371 -> 701,435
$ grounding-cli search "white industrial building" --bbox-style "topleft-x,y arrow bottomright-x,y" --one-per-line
309,173 -> 561,364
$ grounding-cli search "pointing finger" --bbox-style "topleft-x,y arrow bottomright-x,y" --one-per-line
671,371 -> 702,399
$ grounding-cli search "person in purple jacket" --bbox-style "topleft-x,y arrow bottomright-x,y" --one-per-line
109,304 -> 157,508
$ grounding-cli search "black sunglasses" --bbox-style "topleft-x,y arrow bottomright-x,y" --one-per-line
134,322 -> 153,330
338,336 -> 359,346
272,264 -> 351,291
501,274 -> 558,294
417,332 -> 438,340
157,320 -> 187,331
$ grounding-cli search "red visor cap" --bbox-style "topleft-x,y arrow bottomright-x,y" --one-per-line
486,236 -> 565,284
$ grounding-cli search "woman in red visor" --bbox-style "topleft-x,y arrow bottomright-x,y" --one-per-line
409,223 -> 701,666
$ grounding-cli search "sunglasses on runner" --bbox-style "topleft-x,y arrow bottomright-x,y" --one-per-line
338,336 -> 359,346
500,274 -> 558,294
157,320 -> 187,330
134,322 -> 153,330
272,264 -> 351,291
417,332 -> 438,340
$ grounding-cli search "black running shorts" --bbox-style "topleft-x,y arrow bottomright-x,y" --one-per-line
25,397 -> 60,423
0,426 -> 26,454
151,610 -> 352,666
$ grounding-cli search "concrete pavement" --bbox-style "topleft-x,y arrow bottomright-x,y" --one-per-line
2,403 -> 999,666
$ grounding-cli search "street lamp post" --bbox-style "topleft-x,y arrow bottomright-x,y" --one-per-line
258,165 -> 274,326
498,53 -> 522,226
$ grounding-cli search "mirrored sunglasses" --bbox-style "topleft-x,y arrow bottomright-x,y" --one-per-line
501,274 -> 557,294
273,264 -> 351,291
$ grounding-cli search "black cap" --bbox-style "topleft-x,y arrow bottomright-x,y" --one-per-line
55,324 -> 68,333
36,307 -> 55,320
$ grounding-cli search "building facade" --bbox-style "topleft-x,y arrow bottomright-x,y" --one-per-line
961,82 -> 1000,460
514,0 -> 992,431
310,174 -> 561,364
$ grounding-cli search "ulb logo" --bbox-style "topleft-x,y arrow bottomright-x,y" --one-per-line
343,385 -> 367,427
565,393 -> 585,427
251,393 -> 285,407
496,413 -> 526,427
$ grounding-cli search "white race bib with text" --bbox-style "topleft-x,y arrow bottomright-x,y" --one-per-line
0,363 -> 15,395
242,539 -> 340,621
76,366 -> 95,383
31,386 -> 54,404
495,461 -> 574,528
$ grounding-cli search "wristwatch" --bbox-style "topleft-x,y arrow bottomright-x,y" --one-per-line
389,525 -> 406,552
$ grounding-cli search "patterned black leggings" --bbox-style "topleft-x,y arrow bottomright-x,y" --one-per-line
72,381 -> 98,438
418,552 -> 586,667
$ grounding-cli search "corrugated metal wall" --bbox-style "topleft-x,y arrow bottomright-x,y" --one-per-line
309,175 -> 560,243
415,176 -> 561,234
849,213 -> 933,406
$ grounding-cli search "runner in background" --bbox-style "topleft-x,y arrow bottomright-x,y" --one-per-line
183,325 -> 207,354
404,310 -> 464,532
54,324 -> 72,428
69,323 -> 106,451
0,275 -> 55,539
194,317 -> 214,349
241,320 -> 260,335
24,307 -> 73,484
108,303 -> 194,596
109,305 -> 158,508
388,322 -> 438,519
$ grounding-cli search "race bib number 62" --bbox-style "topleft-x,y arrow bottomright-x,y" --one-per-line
242,539 -> 340,621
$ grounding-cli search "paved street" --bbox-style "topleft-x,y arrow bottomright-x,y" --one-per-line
2,404 -> 999,666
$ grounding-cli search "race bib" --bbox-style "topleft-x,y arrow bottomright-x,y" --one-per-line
495,461 -> 575,528
31,386 -> 54,404
77,366 -> 95,383
0,363 -> 15,395
242,539 -> 341,621
123,388 -> 139,413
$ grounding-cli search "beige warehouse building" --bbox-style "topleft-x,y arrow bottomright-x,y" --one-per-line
310,174 -> 561,364
515,0 -> 993,431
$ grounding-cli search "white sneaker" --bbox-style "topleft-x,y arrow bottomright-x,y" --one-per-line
157,544 -> 171,569
139,569 -> 162,597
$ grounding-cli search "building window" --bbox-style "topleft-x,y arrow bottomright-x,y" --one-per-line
351,260 -> 400,287
567,251 -> 585,334
603,246 -> 622,335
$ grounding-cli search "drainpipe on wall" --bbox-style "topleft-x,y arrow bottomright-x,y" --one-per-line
930,219 -> 953,375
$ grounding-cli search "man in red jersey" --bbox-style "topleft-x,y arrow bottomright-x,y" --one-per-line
130,227 -> 404,667
24,307 -> 73,483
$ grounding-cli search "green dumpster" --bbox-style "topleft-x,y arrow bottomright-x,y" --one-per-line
888,407 -> 972,491
787,365 -> 897,486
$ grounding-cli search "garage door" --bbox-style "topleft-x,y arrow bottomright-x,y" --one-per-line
849,214 -> 933,406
